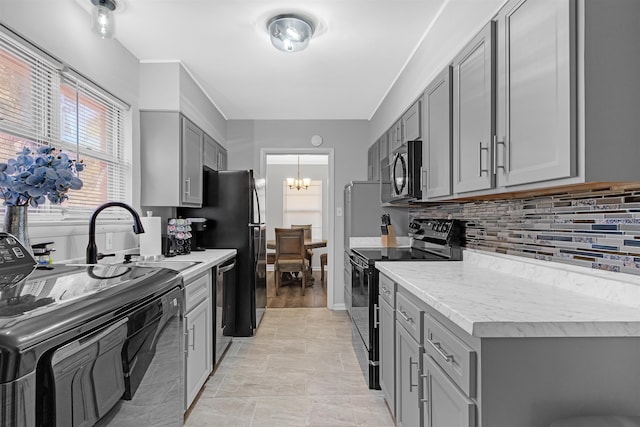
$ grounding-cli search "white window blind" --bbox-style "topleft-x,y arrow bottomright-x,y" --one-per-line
0,26 -> 131,220
282,180 -> 323,240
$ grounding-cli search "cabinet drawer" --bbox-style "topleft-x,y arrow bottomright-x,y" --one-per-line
378,274 -> 395,306
185,272 -> 210,312
395,291 -> 423,343
424,313 -> 476,397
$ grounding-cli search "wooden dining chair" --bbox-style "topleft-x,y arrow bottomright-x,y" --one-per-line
291,224 -> 314,276
274,227 -> 308,295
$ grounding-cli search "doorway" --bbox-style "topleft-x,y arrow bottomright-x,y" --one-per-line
262,150 -> 333,309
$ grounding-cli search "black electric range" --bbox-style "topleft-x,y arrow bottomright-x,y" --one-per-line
349,218 -> 464,389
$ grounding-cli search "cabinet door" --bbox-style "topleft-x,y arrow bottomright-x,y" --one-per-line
203,134 -> 219,171
185,299 -> 211,409
367,145 -> 374,181
396,322 -> 422,427
390,120 -> 402,154
452,22 -> 495,194
181,117 -> 203,206
403,100 -> 422,143
380,132 -> 389,163
424,354 -> 475,427
380,298 -> 396,416
217,147 -> 228,171
496,0 -> 575,186
421,67 -> 453,200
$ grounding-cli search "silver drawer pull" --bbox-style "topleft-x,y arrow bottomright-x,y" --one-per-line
427,338 -> 454,363
381,286 -> 391,295
398,310 -> 413,324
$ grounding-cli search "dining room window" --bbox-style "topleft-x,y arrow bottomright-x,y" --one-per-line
0,26 -> 131,220
282,180 -> 323,239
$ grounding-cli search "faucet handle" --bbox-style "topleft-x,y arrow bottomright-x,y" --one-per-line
97,252 -> 116,260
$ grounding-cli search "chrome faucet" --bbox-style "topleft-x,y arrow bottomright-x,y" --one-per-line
86,202 -> 145,264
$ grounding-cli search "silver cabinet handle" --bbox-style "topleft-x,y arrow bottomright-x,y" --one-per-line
494,134 -> 506,172
420,373 -> 429,404
427,337 -> 454,363
185,177 -> 191,196
373,303 -> 379,328
380,285 -> 391,295
189,325 -> 196,350
421,166 -> 428,197
478,142 -> 489,176
398,309 -> 413,324
409,356 -> 419,392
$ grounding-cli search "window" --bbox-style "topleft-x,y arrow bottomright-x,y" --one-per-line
282,180 -> 323,239
0,27 -> 130,220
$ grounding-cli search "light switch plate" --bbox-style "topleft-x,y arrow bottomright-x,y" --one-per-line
337,207 -> 343,217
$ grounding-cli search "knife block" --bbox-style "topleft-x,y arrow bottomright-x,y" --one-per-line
381,225 -> 397,247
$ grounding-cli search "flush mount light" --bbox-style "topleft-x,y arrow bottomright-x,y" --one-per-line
267,14 -> 315,53
90,0 -> 117,39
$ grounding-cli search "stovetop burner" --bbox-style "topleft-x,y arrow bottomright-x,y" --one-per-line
351,247 -> 449,263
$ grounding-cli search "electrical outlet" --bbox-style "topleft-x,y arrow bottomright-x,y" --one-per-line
337,207 -> 343,217
105,232 -> 114,250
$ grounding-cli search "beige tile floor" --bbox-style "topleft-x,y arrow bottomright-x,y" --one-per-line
185,308 -> 395,427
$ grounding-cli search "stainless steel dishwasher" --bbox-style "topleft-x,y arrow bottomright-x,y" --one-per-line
214,257 -> 235,367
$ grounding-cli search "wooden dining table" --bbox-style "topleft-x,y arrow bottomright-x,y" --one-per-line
267,239 -> 327,283
266,239 -> 328,251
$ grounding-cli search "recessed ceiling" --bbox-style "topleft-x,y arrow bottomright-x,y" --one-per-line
106,0 -> 448,120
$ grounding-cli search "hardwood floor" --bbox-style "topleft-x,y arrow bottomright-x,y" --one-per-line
267,270 -> 327,309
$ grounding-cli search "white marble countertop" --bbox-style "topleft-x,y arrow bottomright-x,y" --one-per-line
164,249 -> 237,282
376,250 -> 640,338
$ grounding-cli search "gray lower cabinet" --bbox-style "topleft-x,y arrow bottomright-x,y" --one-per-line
495,0 -> 574,187
419,66 -> 452,200
452,21 -> 495,194
395,321 -> 422,427
379,297 -> 395,415
140,111 -> 203,207
423,354 -> 475,427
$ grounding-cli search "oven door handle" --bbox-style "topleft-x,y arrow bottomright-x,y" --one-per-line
349,256 -> 362,269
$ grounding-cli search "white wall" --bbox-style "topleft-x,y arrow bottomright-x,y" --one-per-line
227,119 -> 370,308
0,0 -> 141,262
369,0 -> 507,142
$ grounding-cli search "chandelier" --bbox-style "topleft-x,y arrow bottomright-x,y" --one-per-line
287,156 -> 311,191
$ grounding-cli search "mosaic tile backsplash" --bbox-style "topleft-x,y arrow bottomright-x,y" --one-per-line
409,187 -> 640,276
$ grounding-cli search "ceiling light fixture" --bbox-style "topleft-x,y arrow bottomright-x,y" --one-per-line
287,156 -> 311,191
90,0 -> 117,39
267,14 -> 315,53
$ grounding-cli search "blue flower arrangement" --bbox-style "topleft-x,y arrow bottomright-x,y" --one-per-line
0,146 -> 84,207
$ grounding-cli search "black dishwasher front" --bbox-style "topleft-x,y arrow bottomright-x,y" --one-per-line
215,257 -> 235,367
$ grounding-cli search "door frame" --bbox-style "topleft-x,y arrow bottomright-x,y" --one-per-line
260,148 -> 336,309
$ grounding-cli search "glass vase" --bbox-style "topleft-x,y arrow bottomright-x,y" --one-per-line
3,205 -> 34,256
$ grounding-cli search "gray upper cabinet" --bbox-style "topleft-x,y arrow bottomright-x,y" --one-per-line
140,111 -> 203,207
419,66 -> 452,200
367,140 -> 380,181
389,120 -> 403,154
204,134 -> 228,171
181,117 -> 204,206
203,134 -> 219,171
402,99 -> 421,143
452,22 -> 495,194
495,0 -> 575,187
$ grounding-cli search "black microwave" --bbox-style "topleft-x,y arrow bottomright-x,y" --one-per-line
381,140 -> 422,203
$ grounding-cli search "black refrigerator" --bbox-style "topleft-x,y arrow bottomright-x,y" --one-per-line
179,169 -> 266,337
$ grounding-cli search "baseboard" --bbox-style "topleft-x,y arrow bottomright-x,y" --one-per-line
331,303 -> 346,311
